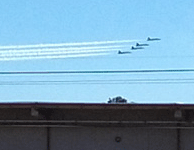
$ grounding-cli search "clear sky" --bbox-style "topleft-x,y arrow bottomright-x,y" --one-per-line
0,0 -> 194,103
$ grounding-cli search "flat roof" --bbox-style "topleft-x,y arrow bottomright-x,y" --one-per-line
0,103 -> 194,127
0,103 -> 193,109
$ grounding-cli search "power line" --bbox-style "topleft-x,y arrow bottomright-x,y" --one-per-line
3,78 -> 194,82
0,69 -> 194,75
1,78 -> 194,85
0,82 -> 193,85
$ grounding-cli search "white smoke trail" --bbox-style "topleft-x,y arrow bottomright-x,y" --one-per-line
0,39 -> 139,49
0,45 -> 125,54
0,52 -> 109,61
0,48 -> 119,58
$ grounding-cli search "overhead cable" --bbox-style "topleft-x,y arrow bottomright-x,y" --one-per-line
0,69 -> 194,75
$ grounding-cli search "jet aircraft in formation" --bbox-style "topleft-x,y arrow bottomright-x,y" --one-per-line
117,37 -> 161,55
147,37 -> 161,41
131,46 -> 144,50
118,50 -> 131,54
136,43 -> 149,46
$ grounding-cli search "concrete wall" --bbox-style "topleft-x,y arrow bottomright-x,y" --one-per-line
50,127 -> 176,150
0,103 -> 194,149
51,127 -> 177,150
181,129 -> 194,150
0,127 -> 47,150
0,127 -> 182,150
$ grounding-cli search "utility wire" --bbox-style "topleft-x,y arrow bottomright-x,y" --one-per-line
2,78 -> 194,82
0,69 -> 194,75
0,82 -> 193,85
1,78 -> 194,85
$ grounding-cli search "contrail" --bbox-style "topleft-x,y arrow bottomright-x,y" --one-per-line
0,48 -> 119,58
0,39 -> 139,49
0,45 -> 125,54
0,52 -> 109,61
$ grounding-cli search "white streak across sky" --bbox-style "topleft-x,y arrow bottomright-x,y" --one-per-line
0,39 -> 139,49
0,53 -> 109,61
0,45 -> 125,53
0,39 -> 137,60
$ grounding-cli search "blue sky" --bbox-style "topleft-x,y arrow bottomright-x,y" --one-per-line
0,0 -> 194,103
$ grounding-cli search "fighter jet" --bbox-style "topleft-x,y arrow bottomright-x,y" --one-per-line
131,46 -> 144,50
147,37 -> 161,41
118,50 -> 131,54
136,43 -> 149,46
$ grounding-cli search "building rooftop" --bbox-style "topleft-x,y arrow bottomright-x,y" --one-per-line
0,103 -> 194,128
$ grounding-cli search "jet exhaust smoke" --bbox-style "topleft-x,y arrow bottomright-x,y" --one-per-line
0,52 -> 109,61
0,39 -> 139,50
0,45 -> 125,54
0,47 -> 119,58
0,39 -> 140,60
